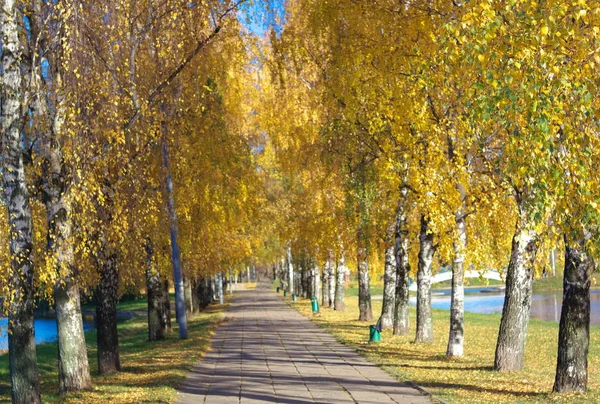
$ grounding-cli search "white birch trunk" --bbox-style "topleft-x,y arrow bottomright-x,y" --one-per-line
393,190 -> 411,336
380,219 -> 397,329
447,192 -> 467,357
218,272 -> 224,304
327,255 -> 336,309
321,261 -> 329,306
416,215 -> 435,343
334,252 -> 346,311
314,263 -> 321,302
494,207 -> 539,371
287,247 -> 294,294
33,23 -> 91,392
211,276 -> 217,301
357,225 -> 373,322
2,1 -> 42,400
393,218 -> 411,336
280,257 -> 288,292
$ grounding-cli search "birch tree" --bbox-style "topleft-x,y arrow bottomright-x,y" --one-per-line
1,0 -> 42,400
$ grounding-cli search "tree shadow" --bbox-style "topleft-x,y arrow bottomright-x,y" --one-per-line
418,380 -> 548,398
395,363 -> 494,372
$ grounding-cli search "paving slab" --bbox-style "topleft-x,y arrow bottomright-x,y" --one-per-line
177,284 -> 432,404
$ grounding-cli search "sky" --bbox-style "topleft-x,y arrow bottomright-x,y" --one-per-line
239,0 -> 286,37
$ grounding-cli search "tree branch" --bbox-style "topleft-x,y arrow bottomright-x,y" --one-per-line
123,0 -> 247,131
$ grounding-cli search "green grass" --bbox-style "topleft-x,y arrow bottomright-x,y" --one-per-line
80,293 -> 176,314
287,295 -> 600,404
532,273 -> 600,292
345,281 -> 384,297
532,276 -> 564,292
0,300 -> 225,403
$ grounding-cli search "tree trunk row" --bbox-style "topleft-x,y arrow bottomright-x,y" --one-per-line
279,249 -> 346,311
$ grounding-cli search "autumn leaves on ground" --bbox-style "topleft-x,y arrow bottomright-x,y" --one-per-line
0,300 -> 226,404
290,293 -> 600,404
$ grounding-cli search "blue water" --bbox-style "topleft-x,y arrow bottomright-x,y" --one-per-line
0,317 -> 95,351
410,289 -> 600,326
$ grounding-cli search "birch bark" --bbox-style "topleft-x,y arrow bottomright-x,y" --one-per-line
393,192 -> 411,336
553,233 -> 593,393
416,215 -> 435,343
494,205 -> 539,371
334,252 -> 346,311
287,247 -> 294,295
357,224 -> 373,322
2,1 -> 42,400
380,219 -> 397,329
447,188 -> 467,357
145,238 -> 166,341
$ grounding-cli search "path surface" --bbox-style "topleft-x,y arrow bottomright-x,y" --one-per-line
177,285 -> 431,404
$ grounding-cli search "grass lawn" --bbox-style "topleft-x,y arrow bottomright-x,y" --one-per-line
80,294 -> 175,314
531,276 -> 564,292
0,300 -> 226,403
532,273 -> 600,292
287,294 -> 600,404
346,280 -> 384,297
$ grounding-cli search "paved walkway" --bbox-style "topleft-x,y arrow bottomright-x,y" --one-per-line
177,285 -> 431,404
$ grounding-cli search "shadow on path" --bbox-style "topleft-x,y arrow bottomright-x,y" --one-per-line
177,284 -> 432,404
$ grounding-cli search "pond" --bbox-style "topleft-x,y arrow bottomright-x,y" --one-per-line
410,288 -> 600,326
0,317 -> 95,351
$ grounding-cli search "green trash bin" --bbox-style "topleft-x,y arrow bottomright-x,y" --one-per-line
369,325 -> 381,343
311,296 -> 319,313
292,294 -> 297,302
276,287 -> 280,293
284,290 -> 287,297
